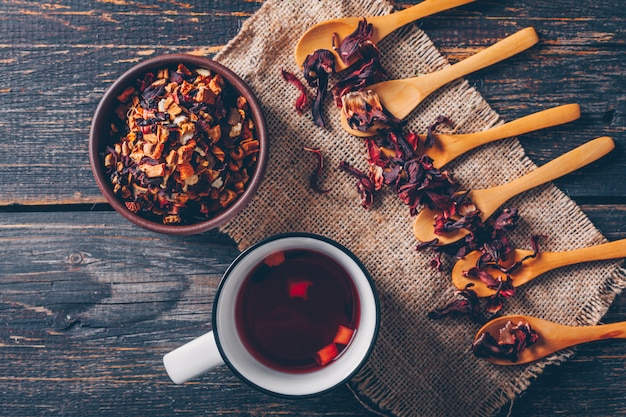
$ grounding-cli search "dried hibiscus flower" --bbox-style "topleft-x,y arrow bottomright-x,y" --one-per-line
428,281 -> 512,321
425,115 -> 454,148
424,211 -> 546,318
280,68 -> 309,114
302,49 -> 336,127
331,44 -> 387,106
397,155 -> 459,217
284,18 -> 387,129
304,146 -> 331,194
338,161 -> 376,209
333,18 -> 376,65
338,117 -> 460,216
428,284 -> 483,321
465,234 -> 546,285
342,90 -> 402,132
472,320 -> 539,362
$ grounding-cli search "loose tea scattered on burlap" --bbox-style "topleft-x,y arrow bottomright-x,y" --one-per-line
216,1 -> 626,416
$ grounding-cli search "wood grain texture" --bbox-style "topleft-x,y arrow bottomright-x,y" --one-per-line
0,0 -> 622,204
0,0 -> 625,416
0,210 -> 625,416
0,0 -> 259,205
0,211 -> 373,416
412,0 -> 625,200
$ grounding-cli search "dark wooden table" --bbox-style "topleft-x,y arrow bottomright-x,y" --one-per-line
0,1 -> 624,416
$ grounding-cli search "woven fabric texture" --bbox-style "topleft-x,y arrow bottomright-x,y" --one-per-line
216,1 -> 626,416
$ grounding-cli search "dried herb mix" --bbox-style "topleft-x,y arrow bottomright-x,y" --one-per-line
103,63 -> 260,225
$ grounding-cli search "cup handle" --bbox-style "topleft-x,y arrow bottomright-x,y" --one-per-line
163,331 -> 225,384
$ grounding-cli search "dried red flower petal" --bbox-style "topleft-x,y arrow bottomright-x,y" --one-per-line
464,265 -> 502,288
302,49 -> 336,127
427,225 -> 545,319
338,160 -> 376,209
484,297 -> 504,314
425,115 -> 454,148
472,320 -> 539,362
295,19 -> 387,130
365,138 -> 383,167
429,252 -> 443,271
303,146 -> 331,194
428,284 -> 483,321
467,234 -> 546,279
530,234 -> 546,254
333,18 -> 375,64
494,278 -> 516,299
339,117 -> 467,216
341,90 -> 402,132
492,207 -> 520,233
332,53 -> 387,106
396,155 -> 459,216
280,68 -> 309,114
483,278 -> 515,314
416,238 -> 439,251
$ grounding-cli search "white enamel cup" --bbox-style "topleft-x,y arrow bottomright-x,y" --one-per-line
163,233 -> 379,397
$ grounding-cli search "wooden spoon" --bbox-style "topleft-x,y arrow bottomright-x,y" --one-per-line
475,314 -> 626,365
452,238 -> 626,297
416,103 -> 579,169
412,136 -> 615,245
340,27 -> 539,137
294,0 -> 476,70
452,239 -> 626,297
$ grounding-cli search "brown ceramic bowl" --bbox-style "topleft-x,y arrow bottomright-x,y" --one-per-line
89,54 -> 268,235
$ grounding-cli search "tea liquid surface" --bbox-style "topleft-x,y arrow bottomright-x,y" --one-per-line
236,249 -> 359,372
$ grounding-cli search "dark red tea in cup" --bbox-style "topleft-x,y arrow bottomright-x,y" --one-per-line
235,248 -> 360,372
164,233 -> 378,396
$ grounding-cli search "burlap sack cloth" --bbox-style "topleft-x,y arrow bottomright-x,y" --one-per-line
215,1 -> 626,416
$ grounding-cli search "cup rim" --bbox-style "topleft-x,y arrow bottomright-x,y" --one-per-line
212,232 -> 380,398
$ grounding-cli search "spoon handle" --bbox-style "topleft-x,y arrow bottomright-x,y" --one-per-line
438,104 -> 581,165
477,136 -> 614,217
584,322 -> 626,340
536,238 -> 626,273
558,322 -> 626,351
415,27 -> 539,100
370,0 -> 476,41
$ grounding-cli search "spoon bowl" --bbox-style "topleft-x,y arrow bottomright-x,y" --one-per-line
413,136 -> 615,245
341,27 -> 539,136
294,0 -> 476,71
475,315 -> 626,365
453,238 -> 626,297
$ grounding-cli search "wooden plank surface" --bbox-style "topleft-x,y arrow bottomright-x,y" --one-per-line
0,210 -> 625,416
0,212 -> 371,416
0,0 -> 625,416
414,0 -> 625,201
0,0 -> 623,204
